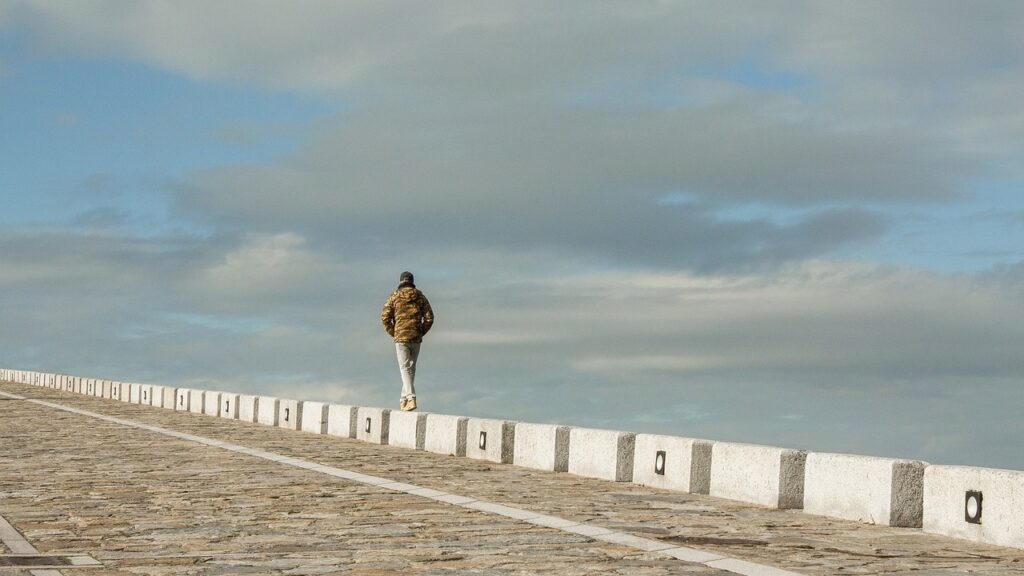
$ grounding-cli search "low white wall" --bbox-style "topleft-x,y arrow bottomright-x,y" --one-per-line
710,442 -> 806,509
924,465 -> 1024,550
513,423 -> 570,472
327,404 -> 358,439
278,399 -> 302,430
389,411 -> 427,450
238,394 -> 259,423
300,402 -> 328,434
632,434 -> 712,494
257,397 -> 280,426
356,407 -> 389,445
465,418 -> 515,464
7,364 -> 1024,553
203,391 -> 223,417
568,427 -> 635,482
804,452 -> 926,527
424,414 -> 468,457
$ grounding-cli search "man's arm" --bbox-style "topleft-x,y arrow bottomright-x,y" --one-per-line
420,294 -> 434,335
380,295 -> 396,337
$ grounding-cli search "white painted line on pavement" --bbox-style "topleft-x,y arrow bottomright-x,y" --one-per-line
0,389 -> 805,576
0,513 -> 39,554
0,510 -> 72,576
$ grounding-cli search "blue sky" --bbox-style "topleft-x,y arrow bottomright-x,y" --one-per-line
1,49 -> 329,232
2,1 -> 1023,469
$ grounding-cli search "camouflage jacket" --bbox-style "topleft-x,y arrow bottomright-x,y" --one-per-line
380,286 -> 434,343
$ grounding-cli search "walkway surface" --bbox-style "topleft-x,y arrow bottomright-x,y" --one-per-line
1,381 -> 1022,576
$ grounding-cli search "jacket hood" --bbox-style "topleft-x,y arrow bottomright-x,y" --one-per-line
394,286 -> 420,301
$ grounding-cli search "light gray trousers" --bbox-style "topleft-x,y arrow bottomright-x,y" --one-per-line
395,342 -> 421,400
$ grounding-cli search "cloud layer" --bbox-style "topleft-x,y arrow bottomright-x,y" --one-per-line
3,2 -> 1024,468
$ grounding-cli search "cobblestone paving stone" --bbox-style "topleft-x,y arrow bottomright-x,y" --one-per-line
2,382 -> 1023,575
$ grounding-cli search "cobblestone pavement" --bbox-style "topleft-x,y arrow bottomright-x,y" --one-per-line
1,382 -> 1022,575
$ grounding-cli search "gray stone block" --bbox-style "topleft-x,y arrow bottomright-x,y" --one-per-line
389,410 -> 427,450
424,414 -> 469,457
356,407 -> 390,445
568,427 -> 636,482
238,394 -> 259,422
924,465 -> 1024,550
220,392 -> 240,419
300,401 -> 329,434
465,418 -> 516,464
203,391 -> 223,417
188,389 -> 206,414
327,404 -> 358,438
257,396 -> 280,426
632,434 -> 712,494
710,442 -> 806,509
278,399 -> 302,430
513,422 -> 570,473
804,452 -> 926,527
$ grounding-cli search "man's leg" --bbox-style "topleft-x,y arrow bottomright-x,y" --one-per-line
396,342 -> 421,403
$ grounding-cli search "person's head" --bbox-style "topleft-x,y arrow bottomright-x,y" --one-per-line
398,271 -> 415,287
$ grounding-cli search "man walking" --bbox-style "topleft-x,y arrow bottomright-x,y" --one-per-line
380,271 -> 434,411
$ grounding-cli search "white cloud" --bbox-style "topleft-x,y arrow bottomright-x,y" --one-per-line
194,233 -> 321,295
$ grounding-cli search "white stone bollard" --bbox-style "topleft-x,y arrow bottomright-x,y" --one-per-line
465,418 -> 516,464
159,386 -> 174,409
389,411 -> 427,450
568,427 -> 636,482
923,465 -> 1024,550
424,414 -> 469,457
174,388 -> 190,411
710,442 -> 806,509
513,422 -> 570,473
203,391 -> 223,417
632,434 -> 712,494
188,389 -> 206,414
147,385 -> 162,407
356,407 -> 390,445
300,402 -> 329,434
278,399 -> 302,430
257,396 -> 280,426
327,404 -> 358,439
220,393 -> 240,419
238,394 -> 259,422
804,452 -> 926,527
